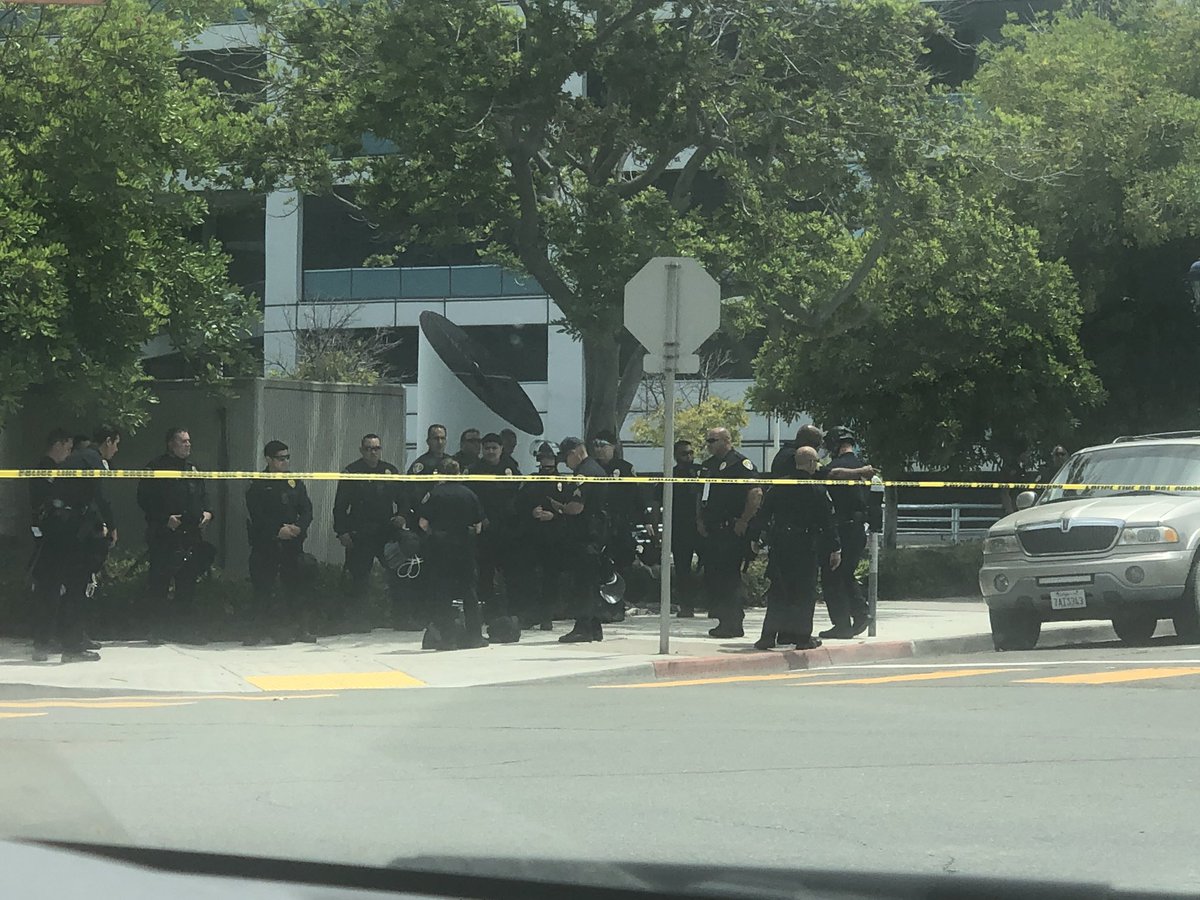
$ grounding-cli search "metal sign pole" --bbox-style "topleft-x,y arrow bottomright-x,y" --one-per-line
659,262 -> 681,655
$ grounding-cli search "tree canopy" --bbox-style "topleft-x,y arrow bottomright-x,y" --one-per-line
0,0 -> 258,428
256,0 -> 956,437
969,0 -> 1200,444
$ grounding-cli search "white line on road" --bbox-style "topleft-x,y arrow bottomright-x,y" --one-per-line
819,659 -> 1200,670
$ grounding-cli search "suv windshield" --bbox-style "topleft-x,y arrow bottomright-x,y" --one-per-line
1039,444 -> 1200,504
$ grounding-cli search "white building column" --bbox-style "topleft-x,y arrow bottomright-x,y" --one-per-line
544,300 -> 585,441
263,189 -> 303,375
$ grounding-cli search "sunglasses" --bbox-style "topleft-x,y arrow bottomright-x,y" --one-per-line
272,454 -> 291,461
363,445 -> 382,452
705,437 -> 719,443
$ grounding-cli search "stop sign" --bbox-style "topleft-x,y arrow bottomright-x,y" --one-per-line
623,257 -> 720,373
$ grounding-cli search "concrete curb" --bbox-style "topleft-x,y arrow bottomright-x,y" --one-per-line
649,623 -> 1119,680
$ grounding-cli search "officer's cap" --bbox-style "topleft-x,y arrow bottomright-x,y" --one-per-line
557,437 -> 585,462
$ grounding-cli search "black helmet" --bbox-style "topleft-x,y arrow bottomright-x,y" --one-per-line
824,425 -> 858,453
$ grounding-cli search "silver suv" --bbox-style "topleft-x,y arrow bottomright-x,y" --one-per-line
979,433 -> 1200,650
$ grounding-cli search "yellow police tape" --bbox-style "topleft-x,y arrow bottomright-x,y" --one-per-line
2,468 -> 1197,492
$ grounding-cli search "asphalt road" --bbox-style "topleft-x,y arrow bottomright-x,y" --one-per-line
2,640 -> 1200,896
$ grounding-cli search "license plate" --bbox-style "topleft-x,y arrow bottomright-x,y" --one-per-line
1050,589 -> 1087,610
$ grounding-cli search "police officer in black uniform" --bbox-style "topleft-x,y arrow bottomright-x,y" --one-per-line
467,432 -> 521,641
28,429 -> 74,662
136,427 -> 215,645
333,433 -> 405,629
408,424 -> 449,477
556,437 -> 611,643
752,445 -> 841,650
590,433 -> 649,620
669,439 -> 703,617
499,428 -> 520,471
452,428 -> 483,472
818,426 -> 876,639
510,442 -> 569,629
769,424 -> 825,478
697,427 -> 763,639
51,425 -> 121,663
418,458 -> 488,651
245,440 -> 315,645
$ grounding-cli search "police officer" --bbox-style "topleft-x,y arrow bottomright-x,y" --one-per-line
333,433 -> 405,629
818,426 -> 875,639
499,428 -> 520,471
697,427 -> 762,639
556,437 -> 610,643
467,432 -> 521,640
590,434 -> 649,621
408,423 -> 449,476
417,458 -> 488,651
751,446 -> 841,650
510,442 -> 569,630
669,439 -> 703,617
452,428 -> 483,471
769,424 -> 824,478
50,425 -> 121,663
245,440 -> 315,646
29,428 -> 74,661
137,427 -> 215,645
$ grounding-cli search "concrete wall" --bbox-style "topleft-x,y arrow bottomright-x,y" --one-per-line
0,378 -> 406,578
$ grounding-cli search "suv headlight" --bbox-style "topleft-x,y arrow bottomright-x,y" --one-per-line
1119,526 -> 1180,545
983,534 -> 1021,555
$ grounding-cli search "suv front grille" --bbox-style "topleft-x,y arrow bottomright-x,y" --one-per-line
1018,525 -> 1120,556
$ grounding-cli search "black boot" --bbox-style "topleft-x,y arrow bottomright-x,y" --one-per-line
559,619 -> 595,643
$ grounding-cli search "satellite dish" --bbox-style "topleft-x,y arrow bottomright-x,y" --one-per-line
418,311 -> 544,435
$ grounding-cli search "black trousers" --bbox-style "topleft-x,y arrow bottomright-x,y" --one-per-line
702,524 -> 747,626
671,528 -> 702,608
476,529 -> 508,621
428,536 -> 483,638
146,532 -> 213,633
561,536 -> 604,624
248,541 -> 309,635
761,533 -> 820,642
509,530 -> 565,624
30,540 -> 65,648
57,549 -> 94,653
343,533 -> 387,598
823,520 -> 868,628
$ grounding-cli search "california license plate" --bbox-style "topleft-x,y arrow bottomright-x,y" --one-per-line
1050,589 -> 1087,610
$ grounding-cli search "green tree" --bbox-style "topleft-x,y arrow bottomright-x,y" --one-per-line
0,0 -> 259,429
967,0 -> 1200,443
748,194 -> 1105,477
631,394 -> 749,450
256,0 -> 956,437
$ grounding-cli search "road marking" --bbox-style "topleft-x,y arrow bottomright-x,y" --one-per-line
794,668 -> 1021,686
245,671 -> 426,691
817,659 -> 1200,670
0,712 -> 47,719
592,672 -> 834,690
0,693 -> 338,710
1017,667 -> 1200,685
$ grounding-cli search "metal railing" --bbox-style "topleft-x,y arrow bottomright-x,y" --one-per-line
896,502 -> 1004,543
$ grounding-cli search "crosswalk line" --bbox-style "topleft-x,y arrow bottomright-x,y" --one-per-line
1017,667 -> 1200,685
793,668 -> 1021,686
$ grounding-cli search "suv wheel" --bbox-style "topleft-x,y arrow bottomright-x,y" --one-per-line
1174,559 -> 1200,642
1111,611 -> 1157,646
989,608 -> 1040,651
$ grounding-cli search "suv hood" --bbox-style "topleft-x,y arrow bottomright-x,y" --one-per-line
996,494 -> 1200,531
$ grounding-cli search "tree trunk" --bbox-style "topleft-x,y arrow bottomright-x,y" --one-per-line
583,332 -> 621,439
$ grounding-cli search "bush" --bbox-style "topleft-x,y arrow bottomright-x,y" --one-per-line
0,537 -> 396,640
877,542 -> 983,600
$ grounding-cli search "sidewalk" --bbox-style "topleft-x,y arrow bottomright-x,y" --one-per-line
0,599 -> 1122,694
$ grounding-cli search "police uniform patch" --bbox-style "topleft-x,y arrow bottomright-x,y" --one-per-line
504,468 -> 513,476
719,461 -> 727,471
412,462 -> 424,474
742,458 -> 753,470
287,479 -> 296,488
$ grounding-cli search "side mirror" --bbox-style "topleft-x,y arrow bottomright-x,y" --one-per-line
1016,491 -> 1036,511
